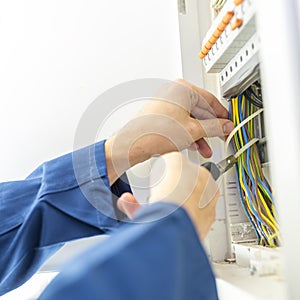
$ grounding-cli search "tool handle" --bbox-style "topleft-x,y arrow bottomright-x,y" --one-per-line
201,162 -> 220,181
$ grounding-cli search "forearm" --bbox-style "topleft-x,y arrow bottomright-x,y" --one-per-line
0,140 -> 132,295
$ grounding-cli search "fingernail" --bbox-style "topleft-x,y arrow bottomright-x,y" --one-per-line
223,122 -> 234,134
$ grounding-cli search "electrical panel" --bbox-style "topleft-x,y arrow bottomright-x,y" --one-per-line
195,0 -> 279,254
178,0 -> 288,298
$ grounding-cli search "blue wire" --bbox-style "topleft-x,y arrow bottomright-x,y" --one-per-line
234,163 -> 260,242
240,160 -> 265,225
257,178 -> 279,222
238,96 -> 257,197
258,178 -> 273,200
229,97 -> 272,242
240,98 -> 277,217
237,95 -> 270,240
229,98 -> 260,241
239,97 -> 277,229
241,160 -> 269,241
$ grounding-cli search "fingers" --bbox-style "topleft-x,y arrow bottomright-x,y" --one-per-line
189,117 -> 234,140
195,139 -> 213,158
191,105 -> 217,120
195,90 -> 228,119
176,78 -> 228,119
117,192 -> 141,219
189,139 -> 213,158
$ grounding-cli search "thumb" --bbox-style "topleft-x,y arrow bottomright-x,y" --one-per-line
117,192 -> 141,219
189,117 -> 234,140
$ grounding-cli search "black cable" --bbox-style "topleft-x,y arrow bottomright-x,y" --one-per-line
249,82 -> 263,102
244,89 -> 263,108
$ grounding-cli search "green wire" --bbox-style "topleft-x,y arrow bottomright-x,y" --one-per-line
230,93 -> 280,246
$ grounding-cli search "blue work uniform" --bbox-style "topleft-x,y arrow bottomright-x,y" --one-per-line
0,140 -> 218,299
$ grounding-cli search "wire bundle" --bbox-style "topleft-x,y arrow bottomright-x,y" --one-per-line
228,91 -> 280,247
244,81 -> 263,108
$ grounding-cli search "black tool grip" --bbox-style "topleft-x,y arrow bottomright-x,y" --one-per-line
201,162 -> 220,181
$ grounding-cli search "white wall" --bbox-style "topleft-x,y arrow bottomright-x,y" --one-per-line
0,0 -> 182,181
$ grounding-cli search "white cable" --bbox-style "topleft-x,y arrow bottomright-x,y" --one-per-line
225,108 -> 264,153
234,138 -> 259,158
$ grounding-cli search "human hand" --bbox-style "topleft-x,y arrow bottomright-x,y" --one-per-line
117,152 -> 219,240
105,79 -> 234,185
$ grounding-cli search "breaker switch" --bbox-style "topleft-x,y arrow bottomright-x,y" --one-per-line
234,0 -> 244,5
198,10 -> 235,60
209,35 -> 218,45
222,11 -> 235,24
199,49 -> 208,59
231,18 -> 243,30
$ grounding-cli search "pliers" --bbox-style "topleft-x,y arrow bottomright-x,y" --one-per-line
201,155 -> 237,180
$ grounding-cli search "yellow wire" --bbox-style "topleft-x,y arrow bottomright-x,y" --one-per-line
249,98 -> 254,137
238,159 -> 257,216
256,189 -> 278,233
234,98 -> 245,147
230,95 -> 281,246
241,94 -> 245,113
245,122 -> 278,245
260,224 -> 275,247
232,98 -> 242,149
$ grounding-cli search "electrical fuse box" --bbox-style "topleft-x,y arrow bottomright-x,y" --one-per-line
177,0 -> 300,298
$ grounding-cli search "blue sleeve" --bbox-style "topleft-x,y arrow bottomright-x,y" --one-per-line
38,202 -> 219,300
0,140 -> 131,296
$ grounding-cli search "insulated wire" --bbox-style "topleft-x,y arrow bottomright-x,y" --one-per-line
225,108 -> 264,152
245,96 -> 278,245
234,138 -> 258,159
229,100 -> 261,242
239,96 -> 276,245
228,92 -> 280,247
237,96 -> 269,240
